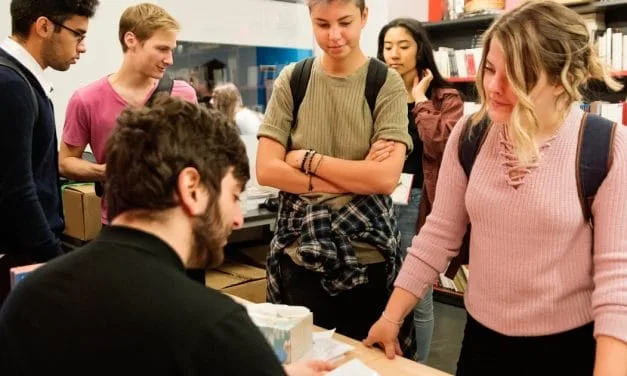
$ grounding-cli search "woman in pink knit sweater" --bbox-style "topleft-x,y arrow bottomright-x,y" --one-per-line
364,2 -> 627,375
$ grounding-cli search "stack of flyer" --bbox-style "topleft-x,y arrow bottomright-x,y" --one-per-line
245,303 -> 314,364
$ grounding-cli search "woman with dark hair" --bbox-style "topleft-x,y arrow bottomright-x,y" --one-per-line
376,17 -> 463,362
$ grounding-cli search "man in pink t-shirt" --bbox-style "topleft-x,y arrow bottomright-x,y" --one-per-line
60,3 -> 197,224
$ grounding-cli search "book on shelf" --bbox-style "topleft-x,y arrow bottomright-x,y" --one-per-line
433,47 -> 483,80
595,26 -> 627,72
436,264 -> 469,294
582,101 -> 627,124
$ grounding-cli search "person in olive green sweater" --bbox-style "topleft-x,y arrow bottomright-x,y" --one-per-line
256,0 -> 416,359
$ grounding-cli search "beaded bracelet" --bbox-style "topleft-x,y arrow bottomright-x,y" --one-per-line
300,149 -> 313,173
381,312 -> 403,326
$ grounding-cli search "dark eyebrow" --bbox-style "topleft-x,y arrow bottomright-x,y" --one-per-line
393,39 -> 412,44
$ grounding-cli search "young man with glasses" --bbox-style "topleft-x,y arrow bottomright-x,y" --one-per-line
0,0 -> 100,306
59,3 -> 197,226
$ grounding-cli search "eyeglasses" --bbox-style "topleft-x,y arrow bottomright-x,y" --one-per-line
49,19 -> 86,43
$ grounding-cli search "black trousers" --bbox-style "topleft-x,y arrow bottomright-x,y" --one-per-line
278,255 -> 388,342
457,313 -> 596,376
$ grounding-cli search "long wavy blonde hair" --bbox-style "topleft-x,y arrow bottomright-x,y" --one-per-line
473,0 -> 622,163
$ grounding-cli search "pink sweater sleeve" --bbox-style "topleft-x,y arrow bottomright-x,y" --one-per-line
591,125 -> 627,343
394,115 -> 471,299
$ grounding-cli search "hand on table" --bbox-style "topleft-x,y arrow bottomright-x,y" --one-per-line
284,359 -> 336,376
362,317 -> 403,360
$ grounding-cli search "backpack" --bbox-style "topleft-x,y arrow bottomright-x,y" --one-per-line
0,56 -> 39,121
289,57 -> 388,129
444,113 -> 617,279
145,74 -> 174,107
94,74 -> 174,197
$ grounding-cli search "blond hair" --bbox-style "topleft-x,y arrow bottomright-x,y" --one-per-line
119,3 -> 179,52
212,83 -> 243,126
473,0 -> 622,163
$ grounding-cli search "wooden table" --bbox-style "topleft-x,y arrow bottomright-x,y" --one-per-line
228,295 -> 451,376
328,329 -> 451,376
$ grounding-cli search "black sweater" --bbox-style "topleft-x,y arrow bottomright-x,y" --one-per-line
0,226 -> 287,375
403,102 -> 424,188
0,48 -> 63,262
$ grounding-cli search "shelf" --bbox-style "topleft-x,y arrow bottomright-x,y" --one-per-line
424,0 -> 627,32
571,0 -> 627,14
445,71 -> 627,84
423,14 -> 496,32
433,286 -> 465,308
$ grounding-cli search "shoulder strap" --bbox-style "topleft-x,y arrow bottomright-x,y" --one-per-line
446,114 -> 489,280
364,59 -> 388,119
146,74 -> 174,107
458,114 -> 491,178
0,56 -> 39,121
289,57 -> 315,129
576,113 -> 616,222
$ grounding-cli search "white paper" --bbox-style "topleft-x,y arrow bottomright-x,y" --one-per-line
390,173 -> 414,205
327,359 -> 379,376
300,329 -> 355,362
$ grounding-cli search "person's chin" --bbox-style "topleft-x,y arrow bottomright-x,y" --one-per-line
487,107 -> 512,124
326,46 -> 348,58
51,62 -> 72,72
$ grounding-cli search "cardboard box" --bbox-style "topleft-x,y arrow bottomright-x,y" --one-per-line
205,260 -> 267,303
62,184 -> 102,241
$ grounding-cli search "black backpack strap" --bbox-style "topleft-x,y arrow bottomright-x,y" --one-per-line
458,114 -> 491,179
446,114 -> 490,279
0,56 -> 39,121
364,58 -> 388,119
146,74 -> 174,106
576,113 -> 616,223
289,57 -> 315,129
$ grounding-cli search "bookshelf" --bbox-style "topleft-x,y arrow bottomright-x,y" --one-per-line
447,70 -> 627,84
426,0 -> 627,127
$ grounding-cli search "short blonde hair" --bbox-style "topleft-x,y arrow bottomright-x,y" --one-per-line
473,0 -> 622,163
212,83 -> 243,126
119,3 -> 179,52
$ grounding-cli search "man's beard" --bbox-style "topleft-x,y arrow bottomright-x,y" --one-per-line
189,201 -> 231,269
42,37 -> 71,72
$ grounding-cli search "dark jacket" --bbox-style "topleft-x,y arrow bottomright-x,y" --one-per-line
413,87 -> 464,233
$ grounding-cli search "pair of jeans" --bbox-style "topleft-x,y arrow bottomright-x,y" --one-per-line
394,187 -> 434,362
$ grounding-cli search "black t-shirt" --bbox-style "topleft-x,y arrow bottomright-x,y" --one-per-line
0,226 -> 286,376
402,102 -> 424,188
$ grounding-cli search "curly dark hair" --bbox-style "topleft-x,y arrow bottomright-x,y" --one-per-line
11,0 -> 99,37
105,95 -> 250,222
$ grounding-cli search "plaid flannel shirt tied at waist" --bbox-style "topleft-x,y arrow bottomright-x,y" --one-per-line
267,192 -> 401,300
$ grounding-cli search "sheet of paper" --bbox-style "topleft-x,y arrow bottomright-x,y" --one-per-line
390,173 -> 414,205
327,359 -> 379,376
300,329 -> 355,362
